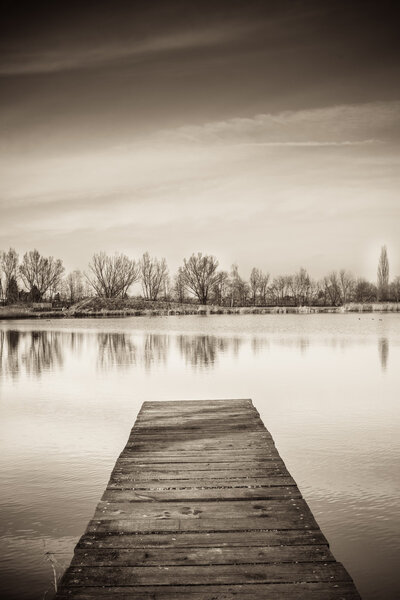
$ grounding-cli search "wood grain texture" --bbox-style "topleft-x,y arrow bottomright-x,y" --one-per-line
56,583 -> 361,600
56,399 -> 361,599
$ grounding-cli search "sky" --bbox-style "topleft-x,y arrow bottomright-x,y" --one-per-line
0,0 -> 399,280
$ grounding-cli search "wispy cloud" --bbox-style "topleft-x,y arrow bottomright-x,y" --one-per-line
0,25 -> 248,76
159,102 -> 400,146
1,101 -> 399,277
233,140 -> 381,147
2,102 -> 398,210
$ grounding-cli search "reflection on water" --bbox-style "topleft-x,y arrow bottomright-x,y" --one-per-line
143,334 -> 169,371
0,330 -> 64,378
378,338 -> 389,371
0,329 -> 394,378
177,334 -> 233,368
0,314 -> 399,600
97,333 -> 137,370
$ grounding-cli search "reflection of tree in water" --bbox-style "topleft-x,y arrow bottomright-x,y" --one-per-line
96,333 -> 170,371
378,337 -> 389,372
232,337 -> 241,357
0,330 -> 64,379
143,334 -> 169,371
0,330 -> 19,378
69,332 -> 84,354
264,337 -> 312,353
298,337 -> 309,354
25,331 -> 64,376
251,337 -> 270,355
177,335 -> 231,368
97,333 -> 137,370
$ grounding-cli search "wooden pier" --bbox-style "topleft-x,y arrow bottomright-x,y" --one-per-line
56,399 -> 360,599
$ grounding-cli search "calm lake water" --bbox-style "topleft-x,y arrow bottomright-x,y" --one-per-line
0,314 -> 399,600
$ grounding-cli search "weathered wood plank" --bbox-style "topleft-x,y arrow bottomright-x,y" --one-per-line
101,485 -> 301,502
118,452 -> 281,461
129,428 -> 268,437
77,529 -> 328,549
56,399 -> 360,600
127,434 -> 271,443
94,498 -> 311,520
126,442 -> 274,451
56,582 -> 360,599
61,562 -> 353,586
134,415 -> 265,423
130,414 -> 266,424
115,459 -> 284,469
110,467 -> 290,481
126,435 -> 273,443
107,476 -> 297,489
135,415 -> 261,425
87,514 -> 319,533
71,544 -> 335,566
142,399 -> 252,406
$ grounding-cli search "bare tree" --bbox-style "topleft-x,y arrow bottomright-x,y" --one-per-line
290,268 -> 311,306
390,276 -> 400,302
173,267 -> 187,303
19,249 -> 64,300
249,268 -> 261,306
377,245 -> 389,301
354,278 -> 377,303
140,252 -> 168,301
181,253 -> 219,305
258,272 -> 270,306
212,271 -> 230,306
323,271 -> 342,306
66,270 -> 85,303
230,264 -> 249,306
162,273 -> 171,301
339,269 -> 355,304
250,267 -> 271,306
270,275 -> 291,305
307,279 -> 321,305
1,248 -> 18,301
86,252 -> 139,298
82,277 -> 95,298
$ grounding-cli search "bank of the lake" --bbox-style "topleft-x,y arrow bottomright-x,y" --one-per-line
1,298 -> 399,320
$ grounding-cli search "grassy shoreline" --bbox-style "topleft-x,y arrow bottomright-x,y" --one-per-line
1,300 -> 399,320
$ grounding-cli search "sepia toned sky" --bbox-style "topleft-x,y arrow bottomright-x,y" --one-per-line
1,0 -> 399,279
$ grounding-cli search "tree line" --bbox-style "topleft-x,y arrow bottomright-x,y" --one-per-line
0,246 -> 398,307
